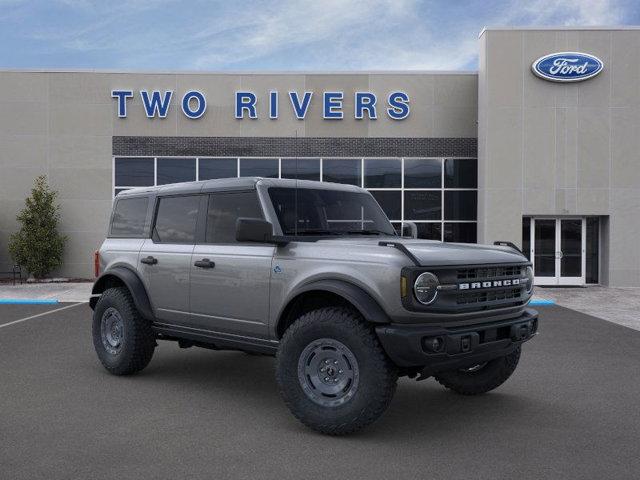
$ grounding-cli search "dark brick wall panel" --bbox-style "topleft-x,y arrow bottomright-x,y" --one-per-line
113,136 -> 477,158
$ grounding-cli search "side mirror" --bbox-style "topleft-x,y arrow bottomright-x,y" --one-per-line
236,218 -> 275,243
401,221 -> 418,239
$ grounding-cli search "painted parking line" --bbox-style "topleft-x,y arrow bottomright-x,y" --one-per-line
530,299 -> 556,306
0,302 -> 84,330
0,299 -> 59,305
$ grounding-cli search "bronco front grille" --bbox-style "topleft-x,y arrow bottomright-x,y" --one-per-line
457,265 -> 523,281
401,262 -> 531,314
456,287 -> 523,305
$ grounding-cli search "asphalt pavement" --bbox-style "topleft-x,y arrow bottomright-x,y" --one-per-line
1,303 -> 639,480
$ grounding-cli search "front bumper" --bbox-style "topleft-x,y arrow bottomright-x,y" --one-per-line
375,308 -> 538,371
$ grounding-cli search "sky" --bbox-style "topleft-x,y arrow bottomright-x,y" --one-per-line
0,0 -> 638,71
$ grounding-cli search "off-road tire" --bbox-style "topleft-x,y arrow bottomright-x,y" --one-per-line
434,347 -> 521,395
276,307 -> 398,435
92,287 -> 156,375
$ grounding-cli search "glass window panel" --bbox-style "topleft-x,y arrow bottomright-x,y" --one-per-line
444,191 -> 477,220
281,158 -> 320,181
522,217 -> 531,261
153,195 -> 200,243
586,217 -> 599,284
404,191 -> 441,220
115,158 -> 154,187
206,192 -> 264,244
364,158 -> 401,188
240,158 -> 279,178
404,158 -> 441,188
444,223 -> 477,243
157,158 -> 196,185
444,159 -> 477,188
560,219 -> 582,277
268,188 -> 394,235
370,191 -> 401,220
534,219 -> 556,277
416,223 -> 442,241
391,222 -> 402,236
322,159 -> 361,186
199,158 -> 237,180
110,197 -> 149,237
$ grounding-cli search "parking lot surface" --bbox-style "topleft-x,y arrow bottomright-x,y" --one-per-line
1,303 -> 639,480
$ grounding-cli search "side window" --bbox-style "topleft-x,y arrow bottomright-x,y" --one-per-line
153,195 -> 200,243
206,191 -> 263,243
110,197 -> 149,237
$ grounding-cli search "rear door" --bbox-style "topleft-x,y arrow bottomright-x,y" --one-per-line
189,191 -> 274,339
139,194 -> 203,325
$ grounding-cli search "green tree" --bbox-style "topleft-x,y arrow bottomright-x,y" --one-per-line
9,175 -> 67,278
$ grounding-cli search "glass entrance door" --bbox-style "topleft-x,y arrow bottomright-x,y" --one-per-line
530,218 -> 586,286
533,219 -> 556,283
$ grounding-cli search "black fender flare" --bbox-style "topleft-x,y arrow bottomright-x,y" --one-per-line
90,266 -> 154,321
281,279 -> 390,325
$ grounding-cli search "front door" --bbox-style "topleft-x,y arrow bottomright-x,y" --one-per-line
188,191 -> 274,339
530,218 -> 586,286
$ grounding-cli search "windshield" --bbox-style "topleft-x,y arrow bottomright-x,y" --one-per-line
268,187 -> 396,236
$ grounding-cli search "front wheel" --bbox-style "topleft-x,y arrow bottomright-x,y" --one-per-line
434,347 -> 521,395
276,307 -> 397,435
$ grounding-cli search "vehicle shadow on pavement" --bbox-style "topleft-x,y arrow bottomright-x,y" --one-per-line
107,344 -> 555,440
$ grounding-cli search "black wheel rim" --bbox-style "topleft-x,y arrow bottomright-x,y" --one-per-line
297,338 -> 359,407
101,307 -> 124,355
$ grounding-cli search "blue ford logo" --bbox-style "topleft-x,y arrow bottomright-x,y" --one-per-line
532,52 -> 603,82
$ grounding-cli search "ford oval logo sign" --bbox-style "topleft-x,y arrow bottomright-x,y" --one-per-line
532,52 -> 604,82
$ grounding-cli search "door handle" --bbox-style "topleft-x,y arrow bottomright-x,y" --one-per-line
194,259 -> 215,269
140,256 -> 158,265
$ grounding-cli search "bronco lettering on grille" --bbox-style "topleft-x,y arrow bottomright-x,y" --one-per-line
458,279 -> 520,290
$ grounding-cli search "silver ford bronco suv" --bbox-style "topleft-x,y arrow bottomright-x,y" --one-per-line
91,178 -> 537,435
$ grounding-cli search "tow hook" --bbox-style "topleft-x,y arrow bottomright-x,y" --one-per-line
511,322 -> 531,341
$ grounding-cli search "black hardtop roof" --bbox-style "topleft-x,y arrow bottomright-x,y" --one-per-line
116,177 -> 363,198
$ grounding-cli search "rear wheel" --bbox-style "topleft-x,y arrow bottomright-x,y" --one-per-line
434,347 -> 521,395
276,307 -> 397,435
92,287 -> 155,375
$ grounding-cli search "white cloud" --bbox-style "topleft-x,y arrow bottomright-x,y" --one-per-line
9,0 -> 632,70
509,0 -> 623,26
188,0 -> 628,70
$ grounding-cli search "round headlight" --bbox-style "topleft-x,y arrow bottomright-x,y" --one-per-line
414,272 -> 439,305
525,266 -> 534,294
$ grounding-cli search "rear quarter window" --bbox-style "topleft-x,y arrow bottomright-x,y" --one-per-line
110,197 -> 149,237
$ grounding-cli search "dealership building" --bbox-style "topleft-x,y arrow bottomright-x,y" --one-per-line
0,26 -> 639,286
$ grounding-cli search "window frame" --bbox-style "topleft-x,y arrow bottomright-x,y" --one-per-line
113,156 -> 478,243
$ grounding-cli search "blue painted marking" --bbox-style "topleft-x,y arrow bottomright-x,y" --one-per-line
273,265 -> 282,274
0,299 -> 59,305
529,299 -> 555,306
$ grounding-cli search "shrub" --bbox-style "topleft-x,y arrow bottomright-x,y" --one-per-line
9,176 -> 67,279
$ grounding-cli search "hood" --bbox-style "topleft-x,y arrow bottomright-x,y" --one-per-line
313,237 -> 528,266
396,239 -> 527,266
